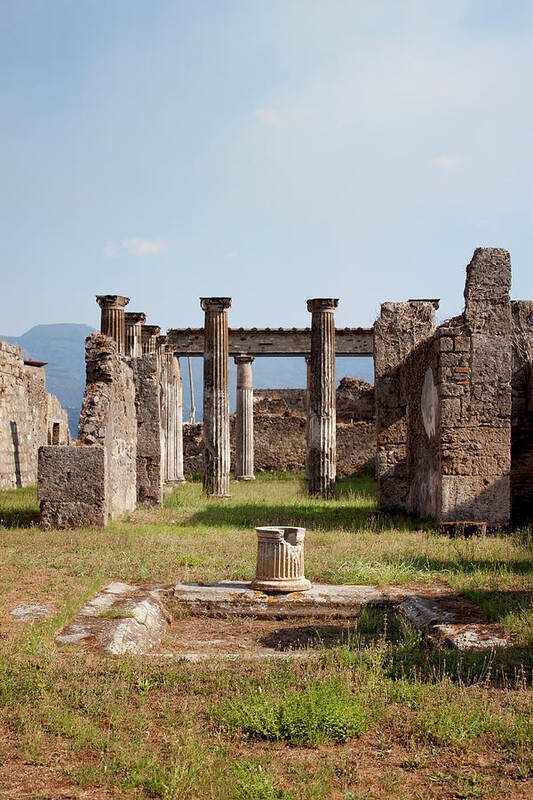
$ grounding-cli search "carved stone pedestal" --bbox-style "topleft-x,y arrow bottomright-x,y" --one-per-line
251,526 -> 311,593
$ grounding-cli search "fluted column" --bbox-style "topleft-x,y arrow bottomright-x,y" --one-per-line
201,297 -> 231,497
305,355 -> 311,477
234,355 -> 255,480
306,298 -> 339,497
96,295 -> 130,354
142,325 -> 160,354
125,312 -> 146,357
251,526 -> 311,592
170,351 -> 185,484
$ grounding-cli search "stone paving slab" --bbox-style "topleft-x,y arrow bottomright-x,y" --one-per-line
171,580 -> 391,618
53,581 -> 513,656
55,582 -> 171,655
10,602 -> 50,621
400,594 -> 512,650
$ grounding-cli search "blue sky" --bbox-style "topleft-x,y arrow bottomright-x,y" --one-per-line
2,0 -> 533,338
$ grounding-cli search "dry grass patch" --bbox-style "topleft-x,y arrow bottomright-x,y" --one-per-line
0,474 -> 532,798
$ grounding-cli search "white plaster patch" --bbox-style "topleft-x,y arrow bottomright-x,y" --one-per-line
421,367 -> 438,439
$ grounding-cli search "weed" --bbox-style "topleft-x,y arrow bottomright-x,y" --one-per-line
215,677 -> 381,745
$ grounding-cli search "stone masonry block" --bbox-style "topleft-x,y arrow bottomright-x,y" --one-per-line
440,474 -> 510,527
38,446 -> 107,529
438,337 -> 453,352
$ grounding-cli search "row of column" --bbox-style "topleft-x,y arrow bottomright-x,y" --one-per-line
96,296 -> 162,357
96,295 -> 184,485
200,297 -> 338,498
96,294 -> 339,498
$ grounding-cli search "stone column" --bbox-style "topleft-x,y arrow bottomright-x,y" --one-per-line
96,295 -> 130,355
234,355 -> 255,480
142,325 -> 160,354
125,312 -> 146,357
305,355 -> 311,477
166,349 -> 185,485
306,298 -> 339,497
201,297 -> 231,497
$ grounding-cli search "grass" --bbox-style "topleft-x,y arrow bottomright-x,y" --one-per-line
0,473 -> 532,799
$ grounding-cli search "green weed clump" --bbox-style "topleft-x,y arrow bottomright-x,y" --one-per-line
215,677 -> 379,745
230,760 -> 295,800
413,699 -> 491,746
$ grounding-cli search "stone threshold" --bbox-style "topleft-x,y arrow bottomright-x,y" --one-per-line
53,580 -> 513,657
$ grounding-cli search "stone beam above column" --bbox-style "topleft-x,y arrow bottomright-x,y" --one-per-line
166,326 -> 373,356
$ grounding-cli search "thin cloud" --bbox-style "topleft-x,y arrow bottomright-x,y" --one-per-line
103,242 -> 120,258
223,251 -> 238,261
103,238 -> 169,257
255,107 -> 281,128
432,154 -> 462,170
123,237 -> 168,255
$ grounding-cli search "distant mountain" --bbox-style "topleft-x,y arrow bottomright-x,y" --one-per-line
2,323 -> 94,435
1,323 -> 375,431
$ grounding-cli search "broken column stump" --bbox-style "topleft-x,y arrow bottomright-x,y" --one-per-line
251,526 -> 311,593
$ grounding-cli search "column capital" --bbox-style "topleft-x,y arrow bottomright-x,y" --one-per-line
200,297 -> 232,312
125,311 -> 146,325
234,354 -> 255,365
143,325 -> 161,337
96,295 -> 130,310
307,298 -> 339,313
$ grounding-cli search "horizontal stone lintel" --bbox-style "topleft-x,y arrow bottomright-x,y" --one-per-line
167,327 -> 373,356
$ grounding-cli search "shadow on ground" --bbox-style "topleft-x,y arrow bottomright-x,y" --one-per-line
0,508 -> 40,528
187,503 -> 421,533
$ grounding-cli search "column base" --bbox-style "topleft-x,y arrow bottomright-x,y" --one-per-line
236,475 -> 255,481
250,577 -> 312,593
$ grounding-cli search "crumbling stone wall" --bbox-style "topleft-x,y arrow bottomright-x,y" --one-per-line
131,353 -> 162,505
379,248 -> 514,526
0,340 -> 70,490
253,389 -> 306,416
40,334 -> 137,527
510,300 -> 533,521
336,377 -> 374,421
25,364 -> 70,450
77,334 -> 137,518
39,445 -> 107,529
183,377 -> 377,477
374,301 -> 437,509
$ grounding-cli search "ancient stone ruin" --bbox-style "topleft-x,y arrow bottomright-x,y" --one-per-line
182,381 -> 376,477
32,247 -> 533,530
374,247 -> 532,526
0,340 -> 70,490
39,297 -> 185,527
251,526 -> 311,593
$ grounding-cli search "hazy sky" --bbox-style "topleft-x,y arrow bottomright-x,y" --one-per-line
2,0 -> 533,336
